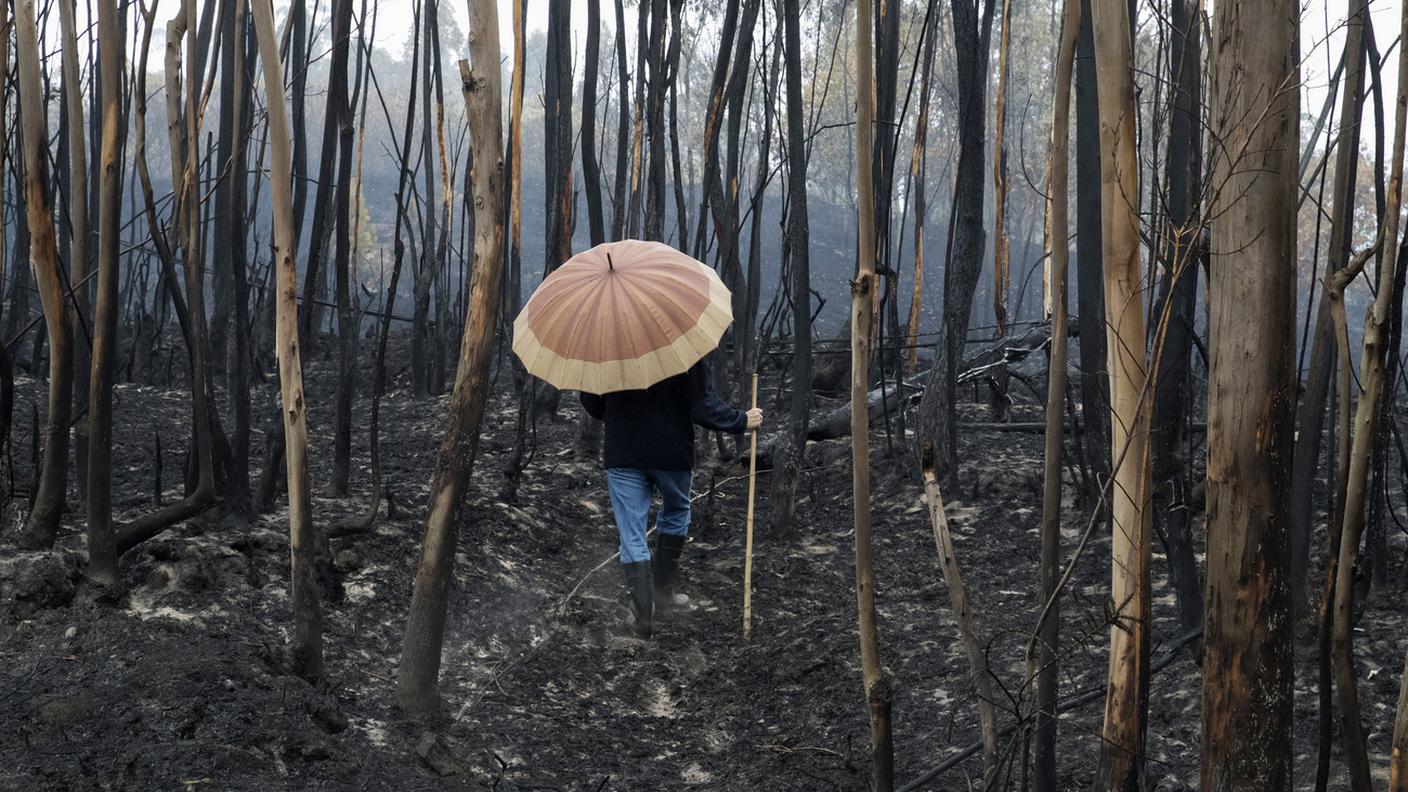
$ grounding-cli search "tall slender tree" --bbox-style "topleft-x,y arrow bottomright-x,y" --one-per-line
397,13 -> 507,715
1089,0 -> 1152,785
14,0 -> 75,551
853,0 -> 893,786
85,0 -> 127,586
768,0 -> 812,538
252,0 -> 324,680
1031,1 -> 1080,785
1200,0 -> 1299,786
915,0 -> 994,483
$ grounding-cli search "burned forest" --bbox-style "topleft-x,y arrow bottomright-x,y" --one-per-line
3,0 -> 1408,790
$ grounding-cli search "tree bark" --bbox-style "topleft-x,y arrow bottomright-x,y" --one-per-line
84,0 -> 127,586
1031,2 -> 1079,786
1089,0 -> 1151,786
852,1 -> 894,786
1288,0 -> 1369,616
14,0 -> 75,551
396,22 -> 507,715
1149,0 -> 1204,648
1200,0 -> 1299,786
1333,1 -> 1407,786
990,0 -> 1013,334
915,0 -> 995,484
329,0 -> 357,495
767,0 -> 811,539
1073,0 -> 1110,502
58,0 -> 91,508
252,0 -> 323,681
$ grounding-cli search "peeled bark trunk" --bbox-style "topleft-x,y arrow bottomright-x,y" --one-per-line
397,24 -> 507,715
1200,0 -> 1299,787
852,2 -> 893,786
990,0 -> 1013,334
1089,0 -> 1152,786
252,0 -> 324,681
14,0 -> 75,551
1333,2 -> 1407,786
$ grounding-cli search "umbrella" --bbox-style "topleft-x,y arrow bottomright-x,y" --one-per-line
512,239 -> 733,394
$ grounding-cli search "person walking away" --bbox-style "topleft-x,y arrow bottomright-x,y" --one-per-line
581,358 -> 763,638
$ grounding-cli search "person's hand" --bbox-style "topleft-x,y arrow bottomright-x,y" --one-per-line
746,408 -> 764,431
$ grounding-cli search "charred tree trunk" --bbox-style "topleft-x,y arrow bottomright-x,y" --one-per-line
904,5 -> 939,376
1288,0 -> 1368,616
58,0 -> 91,508
574,0 -> 605,459
397,19 -> 507,715
84,0 -> 127,586
852,2 -> 894,786
915,0 -> 995,483
252,0 -> 323,681
1031,2 -> 1080,786
1073,0 -> 1110,503
14,0 -> 75,550
1200,0 -> 1299,786
1332,0 -> 1407,784
767,0 -> 811,539
1149,0 -> 1204,647
330,0 -> 357,494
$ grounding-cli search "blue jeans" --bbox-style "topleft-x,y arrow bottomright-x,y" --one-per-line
605,468 -> 693,564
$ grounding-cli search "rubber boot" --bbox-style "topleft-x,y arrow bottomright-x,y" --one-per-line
654,533 -> 690,611
622,560 -> 653,638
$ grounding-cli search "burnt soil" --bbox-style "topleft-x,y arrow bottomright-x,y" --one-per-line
1,342 -> 1405,791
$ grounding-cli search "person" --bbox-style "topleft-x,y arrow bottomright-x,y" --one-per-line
580,357 -> 763,638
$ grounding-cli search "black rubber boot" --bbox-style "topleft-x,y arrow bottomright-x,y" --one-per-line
622,561 -> 653,638
653,533 -> 688,609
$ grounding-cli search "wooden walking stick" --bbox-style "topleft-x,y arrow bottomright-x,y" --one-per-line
743,373 -> 759,639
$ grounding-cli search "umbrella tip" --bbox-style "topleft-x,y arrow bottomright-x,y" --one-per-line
607,253 -> 614,272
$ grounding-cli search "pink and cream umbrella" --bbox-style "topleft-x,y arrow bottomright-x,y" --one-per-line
511,239 -> 733,394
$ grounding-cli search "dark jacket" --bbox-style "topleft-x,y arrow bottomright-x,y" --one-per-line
580,358 -> 747,470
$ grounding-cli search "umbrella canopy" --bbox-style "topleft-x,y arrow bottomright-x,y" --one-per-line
512,240 -> 733,394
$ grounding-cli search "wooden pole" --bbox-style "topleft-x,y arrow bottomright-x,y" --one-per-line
743,372 -> 759,639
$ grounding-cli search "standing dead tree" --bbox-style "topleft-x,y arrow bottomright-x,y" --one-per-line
766,0 -> 811,539
1200,0 -> 1299,786
1149,0 -> 1204,647
84,0 -> 127,586
1028,1 -> 1079,786
914,0 -> 994,485
1332,1 -> 1408,785
1089,0 -> 1152,785
14,0 -> 75,551
852,0 -> 893,786
252,0 -> 324,680
1289,0 -> 1369,616
397,3 -> 507,714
